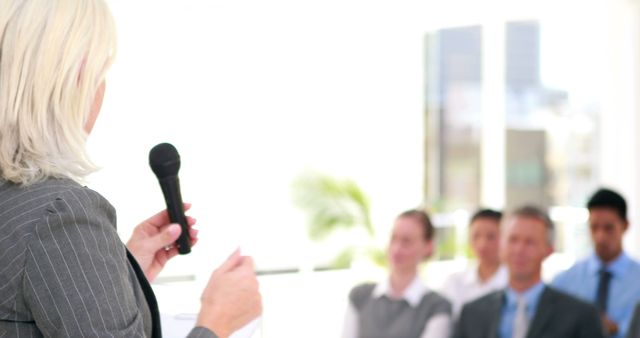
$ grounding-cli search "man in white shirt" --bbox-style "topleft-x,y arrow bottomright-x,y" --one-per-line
442,209 -> 508,318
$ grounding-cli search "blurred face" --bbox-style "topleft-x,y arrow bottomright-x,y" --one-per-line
388,216 -> 433,274
84,81 -> 106,134
470,218 -> 501,265
589,208 -> 628,263
501,216 -> 552,283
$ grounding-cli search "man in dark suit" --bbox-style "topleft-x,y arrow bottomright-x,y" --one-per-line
626,303 -> 640,338
452,206 -> 604,338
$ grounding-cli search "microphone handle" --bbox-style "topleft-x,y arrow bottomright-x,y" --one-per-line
159,176 -> 191,254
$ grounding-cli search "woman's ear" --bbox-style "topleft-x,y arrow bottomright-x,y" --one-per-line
422,239 -> 434,261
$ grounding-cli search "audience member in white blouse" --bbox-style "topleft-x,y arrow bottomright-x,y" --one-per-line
441,209 -> 508,318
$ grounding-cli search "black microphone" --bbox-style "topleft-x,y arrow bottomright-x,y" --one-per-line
149,143 -> 191,254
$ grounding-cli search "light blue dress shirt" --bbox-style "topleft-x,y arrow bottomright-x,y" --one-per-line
552,252 -> 640,338
499,282 -> 546,338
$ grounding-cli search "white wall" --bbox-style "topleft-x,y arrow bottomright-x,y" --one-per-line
93,0 -> 640,276
600,0 -> 640,258
86,1 -> 640,337
92,0 -> 428,276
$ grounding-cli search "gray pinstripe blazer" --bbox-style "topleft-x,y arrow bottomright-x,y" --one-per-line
0,177 -> 215,338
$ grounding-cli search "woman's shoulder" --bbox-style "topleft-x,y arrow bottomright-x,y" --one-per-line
40,178 -> 117,228
1,176 -> 107,203
348,282 -> 377,308
0,178 -> 120,276
0,176 -> 116,234
349,282 -> 377,297
14,177 -> 124,266
29,177 -> 112,212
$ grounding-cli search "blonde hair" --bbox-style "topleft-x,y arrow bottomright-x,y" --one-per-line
0,0 -> 116,185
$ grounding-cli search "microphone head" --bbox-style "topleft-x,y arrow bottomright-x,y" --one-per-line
149,143 -> 181,178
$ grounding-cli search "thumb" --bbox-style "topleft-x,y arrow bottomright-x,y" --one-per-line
148,224 -> 181,251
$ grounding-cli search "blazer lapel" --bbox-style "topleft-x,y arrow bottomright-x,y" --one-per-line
526,287 -> 555,338
488,290 -> 506,338
127,249 -> 163,338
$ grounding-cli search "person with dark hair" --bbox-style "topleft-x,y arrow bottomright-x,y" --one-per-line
552,188 -> 640,338
453,206 -> 604,338
341,209 -> 452,338
442,208 -> 508,318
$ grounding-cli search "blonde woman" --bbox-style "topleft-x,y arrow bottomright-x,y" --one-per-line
341,209 -> 452,338
0,0 -> 260,337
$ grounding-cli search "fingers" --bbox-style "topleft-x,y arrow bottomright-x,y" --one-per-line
197,253 -> 261,336
143,203 -> 193,228
223,255 -> 256,281
164,246 -> 180,261
187,215 -> 196,226
189,228 -> 199,246
239,256 -> 256,271
163,224 -> 199,254
146,223 -> 182,252
218,249 -> 244,273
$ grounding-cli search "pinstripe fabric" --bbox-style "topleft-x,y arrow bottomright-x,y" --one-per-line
0,178 -> 216,338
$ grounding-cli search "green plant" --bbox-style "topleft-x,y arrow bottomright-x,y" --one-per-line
292,171 -> 384,269
292,172 -> 374,240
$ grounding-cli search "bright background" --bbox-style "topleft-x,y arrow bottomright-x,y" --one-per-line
88,1 -> 640,337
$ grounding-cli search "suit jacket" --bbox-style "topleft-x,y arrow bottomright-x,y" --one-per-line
627,303 -> 640,338
452,286 -> 604,338
0,177 -> 215,338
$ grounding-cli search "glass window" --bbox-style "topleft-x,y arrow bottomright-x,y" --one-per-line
425,16 -> 606,259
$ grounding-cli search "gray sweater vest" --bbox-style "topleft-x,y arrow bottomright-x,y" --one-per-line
349,283 -> 451,338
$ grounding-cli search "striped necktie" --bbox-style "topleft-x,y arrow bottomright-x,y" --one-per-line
513,296 -> 529,338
